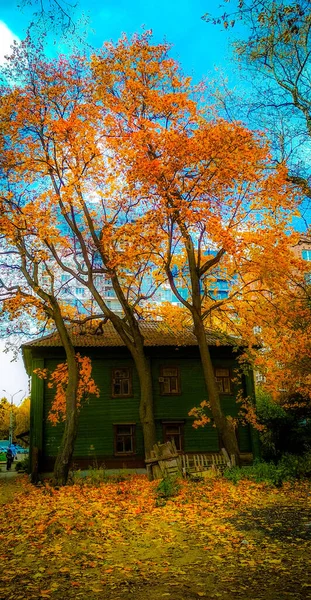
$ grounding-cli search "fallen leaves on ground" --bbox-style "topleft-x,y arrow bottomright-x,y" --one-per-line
0,476 -> 311,599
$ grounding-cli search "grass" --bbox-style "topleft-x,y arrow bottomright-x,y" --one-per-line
0,475 -> 311,600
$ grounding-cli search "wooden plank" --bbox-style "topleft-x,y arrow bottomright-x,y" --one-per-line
181,452 -> 231,477
146,441 -> 182,480
30,358 -> 44,479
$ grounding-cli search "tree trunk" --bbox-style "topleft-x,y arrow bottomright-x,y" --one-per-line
132,352 -> 157,456
88,287 -> 157,459
52,366 -> 79,486
193,314 -> 241,464
52,307 -> 80,486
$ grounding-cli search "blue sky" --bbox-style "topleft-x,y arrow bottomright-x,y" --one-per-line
0,0 -> 241,83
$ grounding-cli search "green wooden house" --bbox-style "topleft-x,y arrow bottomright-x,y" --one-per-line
22,322 -> 259,474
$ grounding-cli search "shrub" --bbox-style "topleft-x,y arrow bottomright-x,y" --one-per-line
70,466 -> 107,486
224,452 -> 311,486
256,388 -> 311,460
155,476 -> 180,500
70,467 -> 135,486
278,451 -> 311,479
224,461 -> 281,486
15,456 -> 29,472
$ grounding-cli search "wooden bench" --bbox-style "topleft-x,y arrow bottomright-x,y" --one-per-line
181,449 -> 235,478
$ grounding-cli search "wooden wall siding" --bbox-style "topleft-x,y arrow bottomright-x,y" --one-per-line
43,360 -> 64,458
151,357 -> 241,418
184,421 -> 220,452
29,358 -> 45,471
237,424 -> 252,452
40,350 -> 253,459
43,358 -> 145,458
152,358 -> 204,420
154,420 -> 220,452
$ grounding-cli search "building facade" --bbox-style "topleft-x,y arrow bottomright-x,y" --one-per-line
23,322 -> 259,474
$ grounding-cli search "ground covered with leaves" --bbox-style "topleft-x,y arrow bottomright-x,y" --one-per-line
0,475 -> 311,600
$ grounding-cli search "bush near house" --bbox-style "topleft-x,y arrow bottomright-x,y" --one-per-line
224,452 -> 311,486
256,389 -> 311,460
15,456 -> 29,472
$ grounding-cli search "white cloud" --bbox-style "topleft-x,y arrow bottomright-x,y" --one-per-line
0,341 -> 29,402
0,21 -> 20,66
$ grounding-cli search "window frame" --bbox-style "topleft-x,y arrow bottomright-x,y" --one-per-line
159,365 -> 181,396
113,423 -> 136,455
111,367 -> 133,398
214,366 -> 232,395
162,421 -> 185,452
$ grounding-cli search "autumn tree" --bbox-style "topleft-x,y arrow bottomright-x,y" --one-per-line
90,33 -> 301,460
1,33 -> 302,465
0,396 -> 30,442
201,1 -> 311,403
0,39 -> 159,465
0,397 -> 11,440
14,396 -> 30,441
0,155 -> 98,484
237,258 -> 311,408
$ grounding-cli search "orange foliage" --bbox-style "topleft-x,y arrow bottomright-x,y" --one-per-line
91,32 -> 305,415
188,400 -> 212,429
188,394 -> 265,432
34,354 -> 99,424
246,287 -> 311,406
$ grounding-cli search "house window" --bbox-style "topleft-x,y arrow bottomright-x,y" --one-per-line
215,368 -> 231,394
112,368 -> 132,397
159,366 -> 180,395
114,424 -> 136,454
163,422 -> 184,451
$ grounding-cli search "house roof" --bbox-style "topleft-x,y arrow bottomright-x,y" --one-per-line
22,320 -> 238,349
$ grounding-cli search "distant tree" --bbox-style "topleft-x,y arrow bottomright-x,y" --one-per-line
0,396 -> 30,443
246,276 -> 311,407
14,397 -> 30,441
0,398 -> 10,440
